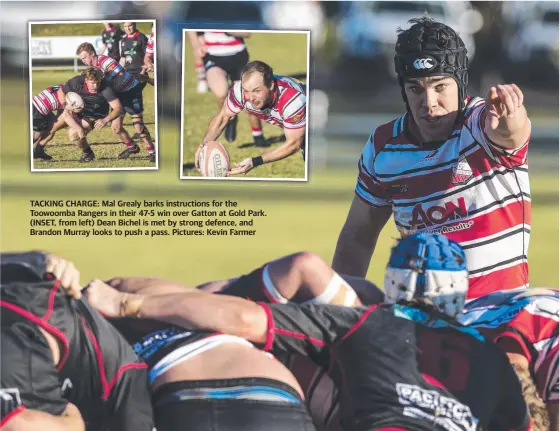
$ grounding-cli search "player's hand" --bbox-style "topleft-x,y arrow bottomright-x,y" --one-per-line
228,157 -> 253,176
194,143 -> 205,171
84,279 -> 125,317
94,118 -> 108,130
485,84 -> 524,130
45,254 -> 82,299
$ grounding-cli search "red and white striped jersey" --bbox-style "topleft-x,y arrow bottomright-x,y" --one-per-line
96,55 -> 138,93
356,96 -> 531,299
226,76 -> 306,130
461,287 -> 559,403
32,84 -> 62,116
201,32 -> 246,56
146,26 -> 155,55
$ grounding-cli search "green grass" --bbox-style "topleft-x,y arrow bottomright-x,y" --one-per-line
31,22 -> 153,37
1,77 -> 558,290
182,32 -> 308,180
31,71 -> 157,171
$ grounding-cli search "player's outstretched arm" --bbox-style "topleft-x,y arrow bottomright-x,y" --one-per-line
85,280 -> 269,343
484,84 -> 531,149
332,196 -> 392,277
228,126 -> 305,175
195,102 -> 237,170
2,404 -> 85,431
106,276 -> 196,295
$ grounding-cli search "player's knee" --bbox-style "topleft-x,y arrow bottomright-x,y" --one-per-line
68,128 -> 81,141
290,251 -> 328,275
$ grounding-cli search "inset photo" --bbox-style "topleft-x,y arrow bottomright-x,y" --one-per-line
180,30 -> 309,181
29,20 -> 158,171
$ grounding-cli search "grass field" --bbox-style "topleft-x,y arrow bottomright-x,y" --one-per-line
30,22 -> 157,171
182,32 -> 308,180
2,77 -> 559,290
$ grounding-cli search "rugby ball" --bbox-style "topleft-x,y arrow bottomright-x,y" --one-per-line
65,92 -> 85,113
199,141 -> 230,177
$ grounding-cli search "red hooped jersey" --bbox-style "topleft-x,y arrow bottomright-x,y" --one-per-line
356,96 -> 531,299
226,75 -> 306,130
461,287 -> 559,404
199,31 -> 246,56
32,85 -> 62,116
96,55 -> 138,93
146,26 -> 155,55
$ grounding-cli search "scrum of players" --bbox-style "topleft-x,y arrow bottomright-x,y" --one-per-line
32,22 -> 156,163
1,232 -> 558,431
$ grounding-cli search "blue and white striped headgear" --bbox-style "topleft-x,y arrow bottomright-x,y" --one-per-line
384,233 -> 469,318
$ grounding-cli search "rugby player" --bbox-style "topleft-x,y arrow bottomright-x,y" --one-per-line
188,31 -> 266,146
461,288 -> 558,430
32,83 -> 66,161
0,252 -> 153,431
143,24 -> 155,72
195,60 -> 307,176
85,234 -> 532,431
333,17 -> 532,299
76,42 -> 156,162
100,23 -> 124,62
54,67 -> 124,162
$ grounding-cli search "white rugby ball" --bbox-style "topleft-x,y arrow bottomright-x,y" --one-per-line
65,92 -> 85,113
199,141 -> 230,177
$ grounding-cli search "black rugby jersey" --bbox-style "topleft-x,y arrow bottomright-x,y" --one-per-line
62,75 -> 117,119
119,31 -> 148,76
259,302 -> 531,431
0,253 -> 153,431
101,25 -> 124,59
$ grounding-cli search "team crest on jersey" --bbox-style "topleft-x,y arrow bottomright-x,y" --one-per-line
288,110 -> 305,124
451,155 -> 473,185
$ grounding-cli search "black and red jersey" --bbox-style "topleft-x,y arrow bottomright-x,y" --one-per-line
258,302 -> 531,431
62,75 -> 117,119
119,31 -> 148,76
101,25 -> 124,60
0,254 -> 153,431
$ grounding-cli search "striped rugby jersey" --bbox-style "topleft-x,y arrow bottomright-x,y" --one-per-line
356,96 -> 531,299
32,85 -> 62,115
461,287 -> 559,404
200,31 -> 246,56
146,26 -> 155,55
96,55 -> 139,93
226,75 -> 306,130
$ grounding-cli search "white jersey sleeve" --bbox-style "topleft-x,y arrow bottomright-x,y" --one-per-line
225,81 -> 244,115
464,97 -> 530,166
281,92 -> 306,130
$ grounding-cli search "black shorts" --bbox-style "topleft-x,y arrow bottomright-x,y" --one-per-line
217,267 -> 271,302
119,85 -> 144,116
78,102 -> 110,122
32,106 -> 56,132
152,378 -> 315,431
203,49 -> 249,82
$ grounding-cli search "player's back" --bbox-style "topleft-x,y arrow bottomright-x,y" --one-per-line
334,303 -> 529,431
0,255 -> 153,431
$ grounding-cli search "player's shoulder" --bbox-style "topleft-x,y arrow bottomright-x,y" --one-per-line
230,80 -> 243,99
365,113 -> 408,156
463,95 -> 486,122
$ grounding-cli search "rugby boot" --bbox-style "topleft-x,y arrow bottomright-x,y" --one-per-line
118,145 -> 141,159
79,149 -> 95,163
149,152 -> 156,163
253,135 -> 270,148
33,145 -> 53,160
225,116 -> 238,142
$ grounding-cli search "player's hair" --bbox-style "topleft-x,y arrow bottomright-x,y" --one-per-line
241,61 -> 274,87
82,67 -> 104,83
511,362 -> 550,431
76,42 -> 96,56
